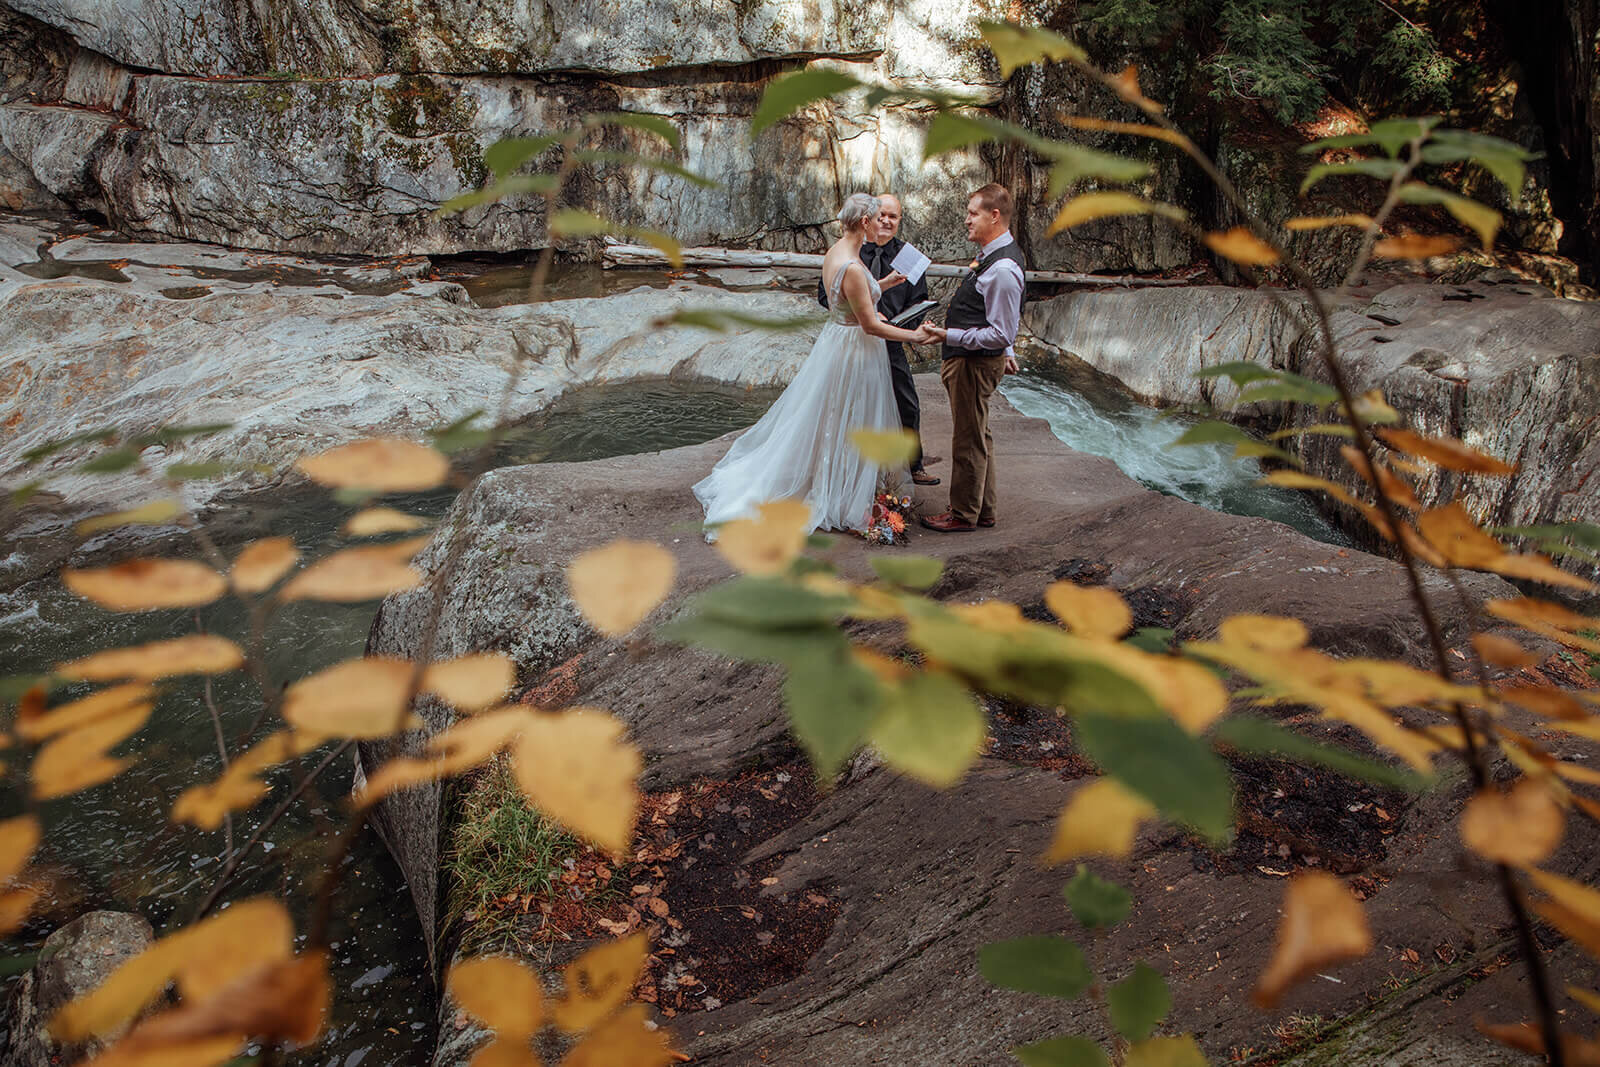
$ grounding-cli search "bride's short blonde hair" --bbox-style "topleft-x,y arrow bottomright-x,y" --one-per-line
837,193 -> 881,232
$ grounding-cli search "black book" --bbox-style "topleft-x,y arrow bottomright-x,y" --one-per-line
889,300 -> 938,328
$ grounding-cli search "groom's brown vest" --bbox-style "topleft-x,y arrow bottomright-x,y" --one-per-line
940,241 -> 1026,360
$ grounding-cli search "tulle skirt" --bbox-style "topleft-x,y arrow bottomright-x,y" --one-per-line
695,322 -> 907,534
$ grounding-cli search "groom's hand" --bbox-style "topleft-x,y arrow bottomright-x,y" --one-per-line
1003,354 -> 1019,375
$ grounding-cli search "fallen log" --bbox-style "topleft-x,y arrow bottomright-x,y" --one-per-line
600,242 -> 1204,287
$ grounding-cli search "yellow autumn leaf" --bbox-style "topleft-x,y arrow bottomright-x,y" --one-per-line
1043,778 -> 1155,865
0,815 -> 40,881
423,653 -> 516,712
1059,114 -> 1186,146
551,933 -> 650,1033
1124,1034 -> 1209,1067
279,657 -> 421,738
356,709 -> 528,806
229,537 -> 299,594
1217,614 -> 1308,652
172,731 -> 324,830
1258,470 -> 1366,511
62,559 -> 227,612
1283,213 -> 1375,231
560,1002 -> 677,1067
1460,779 -> 1564,867
52,898 -> 293,1042
1416,502 -> 1504,568
1373,233 -> 1462,259
511,709 -> 641,857
1110,63 -> 1163,114
277,536 -> 428,603
31,704 -> 152,801
714,498 -> 812,576
1485,598 -> 1600,655
1569,986 -> 1600,1016
342,507 -> 429,537
1339,445 -> 1419,509
1043,581 -> 1132,640
466,1039 -> 540,1067
76,499 -> 183,538
1048,192 -> 1187,235
1253,871 -> 1372,1008
296,437 -> 449,491
57,635 -> 244,682
1487,554 -> 1596,593
82,1033 -> 245,1067
1153,657 -> 1230,734
1376,428 -> 1515,475
16,682 -> 153,742
1473,633 -> 1539,669
1203,226 -> 1280,266
450,956 -> 544,1036
567,541 -> 677,637
950,599 -> 1028,633
848,428 -> 918,467
0,887 -> 42,937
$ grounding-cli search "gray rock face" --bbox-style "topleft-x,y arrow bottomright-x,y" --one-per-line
0,213 -> 822,515
1,911 -> 154,1067
1025,279 -> 1600,546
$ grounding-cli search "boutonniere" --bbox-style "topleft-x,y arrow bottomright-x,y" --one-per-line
967,258 -> 980,272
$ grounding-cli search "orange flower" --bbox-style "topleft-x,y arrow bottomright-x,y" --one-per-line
887,512 -> 906,534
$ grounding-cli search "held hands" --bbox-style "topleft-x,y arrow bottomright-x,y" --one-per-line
914,324 -> 946,345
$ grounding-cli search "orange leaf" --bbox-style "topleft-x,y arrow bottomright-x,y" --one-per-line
713,498 -> 812,576
1202,227 -> 1280,266
1283,214 -> 1375,231
423,653 -> 517,712
1372,233 -> 1462,259
296,438 -> 449,491
1339,445 -> 1419,510
63,559 -> 227,612
230,537 -> 299,594
277,536 -> 428,603
16,683 -> 153,742
1058,114 -> 1186,146
449,956 -> 544,1037
1253,872 -> 1373,1008
511,709 -> 641,856
551,933 -> 650,1033
0,815 -> 40,882
1217,614 -> 1308,652
567,541 -> 677,637
1460,779 -> 1565,866
559,1003 -> 676,1067
31,704 -> 152,801
57,635 -> 244,682
1376,428 -> 1515,474
279,657 -> 422,738
1043,582 -> 1132,640
342,507 -> 429,537
1043,778 -> 1154,864
1472,633 -> 1539,669
1416,502 -> 1504,568
356,709 -> 528,806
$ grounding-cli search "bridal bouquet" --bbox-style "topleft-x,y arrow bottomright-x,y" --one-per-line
861,491 -> 912,546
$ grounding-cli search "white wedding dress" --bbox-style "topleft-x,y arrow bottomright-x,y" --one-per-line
695,260 -> 907,535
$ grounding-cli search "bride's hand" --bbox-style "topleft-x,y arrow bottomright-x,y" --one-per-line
880,270 -> 907,290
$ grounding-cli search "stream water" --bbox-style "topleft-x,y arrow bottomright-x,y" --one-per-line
0,260 -> 1342,1063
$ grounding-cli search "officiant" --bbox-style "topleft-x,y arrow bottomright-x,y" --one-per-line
815,192 -> 939,485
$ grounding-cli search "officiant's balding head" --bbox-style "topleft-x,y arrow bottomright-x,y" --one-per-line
874,192 -> 902,244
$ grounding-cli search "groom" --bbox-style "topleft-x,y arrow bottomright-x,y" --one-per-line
920,183 -> 1025,533
815,192 -> 940,485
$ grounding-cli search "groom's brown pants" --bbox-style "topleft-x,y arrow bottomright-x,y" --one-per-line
940,353 -> 1007,524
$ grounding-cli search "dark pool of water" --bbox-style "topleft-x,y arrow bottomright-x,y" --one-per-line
0,378 -> 779,1064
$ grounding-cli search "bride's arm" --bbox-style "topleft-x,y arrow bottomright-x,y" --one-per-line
840,267 -> 924,344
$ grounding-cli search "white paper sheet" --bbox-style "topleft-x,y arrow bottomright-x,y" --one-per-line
890,242 -> 931,284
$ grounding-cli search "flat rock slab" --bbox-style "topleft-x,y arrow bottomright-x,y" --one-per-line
367,375 -> 1591,1062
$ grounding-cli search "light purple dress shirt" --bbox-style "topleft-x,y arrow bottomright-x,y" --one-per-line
945,231 -> 1024,357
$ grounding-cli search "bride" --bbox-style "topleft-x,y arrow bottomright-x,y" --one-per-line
695,193 -> 934,535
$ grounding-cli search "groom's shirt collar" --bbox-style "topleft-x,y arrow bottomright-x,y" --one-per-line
978,231 -> 1014,260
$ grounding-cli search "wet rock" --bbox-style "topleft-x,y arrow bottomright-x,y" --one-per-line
1,910 -> 153,1067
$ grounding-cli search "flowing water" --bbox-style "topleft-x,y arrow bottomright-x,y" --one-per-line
0,379 -> 778,1065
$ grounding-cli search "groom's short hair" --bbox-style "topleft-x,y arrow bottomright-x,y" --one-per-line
969,182 -> 1013,221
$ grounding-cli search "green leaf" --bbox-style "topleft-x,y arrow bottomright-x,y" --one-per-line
1396,182 -> 1500,249
1075,712 -> 1233,843
1108,962 -> 1171,1041
164,461 -> 230,481
862,84 -> 989,109
784,641 -> 883,776
978,21 -> 1088,76
1173,421 -> 1301,466
979,935 -> 1092,999
850,428 -> 918,466
438,173 -> 561,215
484,134 -> 565,178
1044,144 -> 1152,199
633,228 -> 684,269
1299,158 -> 1406,195
77,498 -> 183,537
548,208 -> 614,237
870,555 -> 944,590
21,427 -> 117,464
922,112 -> 1030,160
1063,866 -> 1132,929
583,111 -> 680,149
1014,1036 -> 1111,1067
1125,627 -> 1174,654
128,423 -> 231,448
429,410 -> 491,454
1194,362 -> 1277,385
1235,371 -> 1340,408
573,149 -> 719,188
653,308 -> 823,333
77,448 -> 141,474
751,68 -> 862,138
1366,116 -> 1442,156
1212,714 -> 1431,791
657,613 -> 845,666
868,670 -> 985,787
1493,522 -> 1600,552
688,576 -> 853,628
1422,129 -> 1537,205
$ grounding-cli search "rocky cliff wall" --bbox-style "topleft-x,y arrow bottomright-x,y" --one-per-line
1025,280 -> 1600,554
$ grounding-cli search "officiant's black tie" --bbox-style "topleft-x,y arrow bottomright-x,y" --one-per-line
866,243 -> 884,277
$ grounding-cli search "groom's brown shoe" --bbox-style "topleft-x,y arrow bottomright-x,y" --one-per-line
921,512 -> 977,533
912,468 -> 941,485
977,516 -> 996,528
